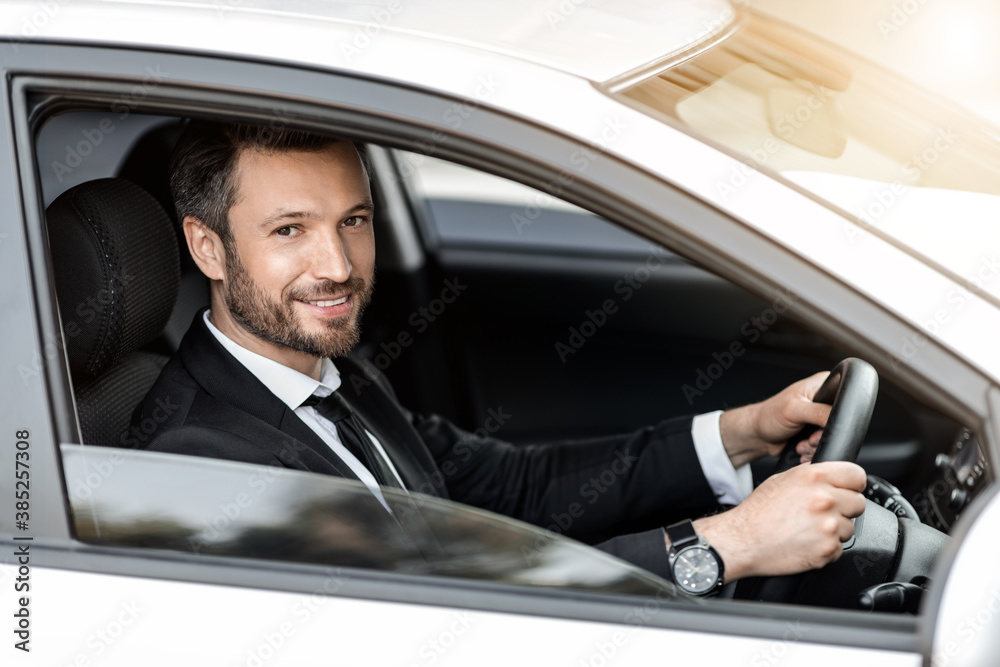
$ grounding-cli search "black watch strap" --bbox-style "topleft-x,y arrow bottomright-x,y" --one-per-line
665,520 -> 724,596
665,519 -> 699,548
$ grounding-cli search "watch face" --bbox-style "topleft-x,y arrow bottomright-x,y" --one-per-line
672,546 -> 720,594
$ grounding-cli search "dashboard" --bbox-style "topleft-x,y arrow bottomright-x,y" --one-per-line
917,429 -> 991,532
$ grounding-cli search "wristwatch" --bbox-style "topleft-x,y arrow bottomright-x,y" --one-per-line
665,520 -> 725,596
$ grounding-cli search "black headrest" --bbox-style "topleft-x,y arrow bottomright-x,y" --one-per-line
46,178 -> 180,381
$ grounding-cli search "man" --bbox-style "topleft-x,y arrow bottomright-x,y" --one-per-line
132,121 -> 866,588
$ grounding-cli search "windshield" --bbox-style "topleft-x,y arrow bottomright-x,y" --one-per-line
614,10 -> 1000,299
63,445 -> 676,597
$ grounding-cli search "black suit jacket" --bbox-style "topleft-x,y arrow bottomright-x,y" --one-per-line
130,311 -> 721,577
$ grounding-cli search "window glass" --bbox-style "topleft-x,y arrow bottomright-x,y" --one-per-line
64,445 -> 677,597
399,151 -> 667,257
36,112 -> 175,206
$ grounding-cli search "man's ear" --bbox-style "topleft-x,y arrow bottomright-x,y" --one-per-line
183,216 -> 227,281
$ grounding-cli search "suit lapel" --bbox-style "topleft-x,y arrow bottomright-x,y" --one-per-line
177,310 -> 363,482
336,355 -> 447,498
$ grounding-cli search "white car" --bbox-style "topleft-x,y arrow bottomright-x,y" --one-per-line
2,1 -> 999,665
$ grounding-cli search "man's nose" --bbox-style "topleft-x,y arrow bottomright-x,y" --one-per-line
309,228 -> 353,283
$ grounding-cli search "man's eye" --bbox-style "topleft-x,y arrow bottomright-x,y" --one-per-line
275,226 -> 299,237
342,216 -> 366,228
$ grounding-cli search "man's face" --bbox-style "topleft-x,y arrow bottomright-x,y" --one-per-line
221,143 -> 375,358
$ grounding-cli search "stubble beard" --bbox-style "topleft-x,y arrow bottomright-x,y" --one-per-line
223,249 -> 374,359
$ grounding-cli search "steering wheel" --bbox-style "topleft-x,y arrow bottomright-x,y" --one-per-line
774,357 -> 879,472
739,358 -> 879,603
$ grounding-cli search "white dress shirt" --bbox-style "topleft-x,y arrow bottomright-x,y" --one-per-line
203,310 -> 752,507
203,311 -> 405,511
692,410 -> 754,505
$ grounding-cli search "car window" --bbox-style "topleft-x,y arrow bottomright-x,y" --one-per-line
36,112 -> 175,207
63,444 -> 677,597
399,151 -> 671,258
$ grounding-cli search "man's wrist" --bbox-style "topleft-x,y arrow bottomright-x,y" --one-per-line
664,520 -> 725,595
662,513 -> 752,584
719,405 -> 766,469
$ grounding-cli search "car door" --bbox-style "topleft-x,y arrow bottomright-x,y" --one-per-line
0,36 -> 946,666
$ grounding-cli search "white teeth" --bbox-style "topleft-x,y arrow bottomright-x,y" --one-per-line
310,297 -> 348,307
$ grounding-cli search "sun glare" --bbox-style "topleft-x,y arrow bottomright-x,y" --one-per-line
911,6 -> 1000,100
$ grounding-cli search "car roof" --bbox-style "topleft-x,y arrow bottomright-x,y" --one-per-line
11,0 -> 1000,388
3,0 -> 737,84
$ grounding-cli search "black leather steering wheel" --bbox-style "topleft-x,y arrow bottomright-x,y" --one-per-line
739,358 -> 879,603
774,357 -> 879,472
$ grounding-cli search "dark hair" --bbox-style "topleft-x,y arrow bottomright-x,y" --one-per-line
169,120 -> 370,249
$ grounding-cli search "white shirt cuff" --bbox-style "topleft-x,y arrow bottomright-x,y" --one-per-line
691,410 -> 753,505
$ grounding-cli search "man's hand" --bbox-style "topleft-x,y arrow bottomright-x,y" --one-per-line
688,461 -> 867,581
719,372 -> 832,468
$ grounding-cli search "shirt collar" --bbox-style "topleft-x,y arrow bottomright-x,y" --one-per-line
202,309 -> 341,410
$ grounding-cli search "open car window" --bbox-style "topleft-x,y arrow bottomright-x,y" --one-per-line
63,444 -> 678,597
400,151 -> 669,258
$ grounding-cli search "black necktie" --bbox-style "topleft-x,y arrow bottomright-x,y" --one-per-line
301,391 -> 403,489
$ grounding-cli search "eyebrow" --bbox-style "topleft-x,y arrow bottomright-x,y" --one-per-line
259,201 -> 374,229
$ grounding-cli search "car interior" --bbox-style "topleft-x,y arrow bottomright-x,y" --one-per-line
34,107 -> 988,614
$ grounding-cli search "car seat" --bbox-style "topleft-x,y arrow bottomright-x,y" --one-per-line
45,178 -> 180,447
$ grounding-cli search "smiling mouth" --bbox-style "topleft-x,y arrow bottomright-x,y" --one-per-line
304,296 -> 349,307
